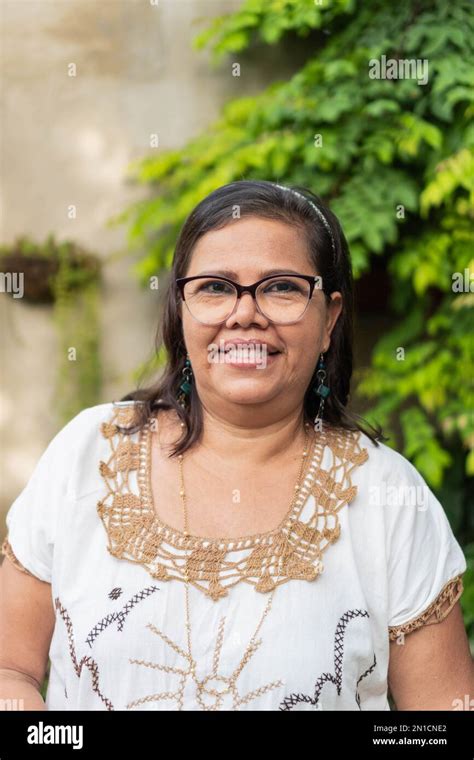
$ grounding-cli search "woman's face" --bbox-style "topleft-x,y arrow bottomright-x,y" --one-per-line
179,216 -> 342,424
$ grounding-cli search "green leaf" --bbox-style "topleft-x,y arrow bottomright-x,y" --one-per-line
110,0 -> 474,541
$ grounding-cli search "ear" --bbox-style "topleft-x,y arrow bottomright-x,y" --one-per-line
322,292 -> 343,353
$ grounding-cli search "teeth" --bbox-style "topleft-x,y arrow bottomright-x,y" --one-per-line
220,344 -> 280,356
223,345 -> 272,351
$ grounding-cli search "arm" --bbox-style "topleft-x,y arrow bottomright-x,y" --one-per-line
388,601 -> 474,710
0,553 -> 55,710
0,407 -> 99,710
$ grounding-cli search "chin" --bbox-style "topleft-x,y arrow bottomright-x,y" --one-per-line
216,381 -> 279,403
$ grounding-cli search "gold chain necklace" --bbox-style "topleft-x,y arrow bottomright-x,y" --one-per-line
176,420 -> 314,710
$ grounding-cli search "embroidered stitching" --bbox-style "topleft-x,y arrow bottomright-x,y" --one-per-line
279,608 -> 375,710
388,573 -> 464,640
127,612 -> 284,710
85,585 -> 160,647
97,404 -> 369,601
355,653 -> 377,709
55,597 -> 114,711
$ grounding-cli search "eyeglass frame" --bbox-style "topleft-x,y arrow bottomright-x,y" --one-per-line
175,273 -> 326,325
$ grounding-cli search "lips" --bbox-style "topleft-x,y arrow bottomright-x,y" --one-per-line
221,340 -> 281,355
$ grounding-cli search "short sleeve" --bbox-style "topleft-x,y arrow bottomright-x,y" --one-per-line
1,407 -> 102,583
384,452 -> 467,640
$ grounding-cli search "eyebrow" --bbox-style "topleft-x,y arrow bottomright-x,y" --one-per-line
193,268 -> 311,278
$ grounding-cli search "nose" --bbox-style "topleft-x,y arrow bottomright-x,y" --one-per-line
225,291 -> 269,328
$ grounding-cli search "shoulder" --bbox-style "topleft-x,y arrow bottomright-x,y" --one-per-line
48,402 -> 117,457
352,430 -> 424,487
328,427 -> 449,521
320,425 -> 415,483
1,401 -> 149,582
60,399 -> 145,438
351,430 -> 461,558
357,430 -> 411,468
73,398 -> 147,437
54,401 -> 117,435
49,400 -> 146,498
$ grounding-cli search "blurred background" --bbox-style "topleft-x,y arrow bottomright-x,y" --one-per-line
1,0 -> 473,653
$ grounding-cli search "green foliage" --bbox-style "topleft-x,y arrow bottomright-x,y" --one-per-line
111,0 -> 473,630
192,0 -> 356,59
52,261 -> 102,425
45,237 -> 103,425
0,234 -> 103,425
461,544 -> 474,652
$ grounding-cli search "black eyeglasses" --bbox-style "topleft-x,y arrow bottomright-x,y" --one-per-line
175,273 -> 323,325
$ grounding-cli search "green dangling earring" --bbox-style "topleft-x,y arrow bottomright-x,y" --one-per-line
177,354 -> 193,409
312,352 -> 330,429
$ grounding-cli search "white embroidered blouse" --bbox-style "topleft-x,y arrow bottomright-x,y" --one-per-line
1,401 -> 467,711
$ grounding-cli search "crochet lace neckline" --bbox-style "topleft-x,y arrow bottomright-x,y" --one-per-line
97,401 -> 369,599
137,415 -> 323,548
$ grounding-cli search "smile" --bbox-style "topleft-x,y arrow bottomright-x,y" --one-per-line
207,340 -> 282,368
224,352 -> 280,368
220,345 -> 280,368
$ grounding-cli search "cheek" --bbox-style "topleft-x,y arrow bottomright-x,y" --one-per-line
284,324 -> 324,375
286,346 -> 318,381
285,316 -> 325,355
182,319 -> 216,363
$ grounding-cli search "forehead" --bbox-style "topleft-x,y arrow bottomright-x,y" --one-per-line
187,217 -> 313,276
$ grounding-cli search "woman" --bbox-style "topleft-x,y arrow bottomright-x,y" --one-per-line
0,180 -> 472,711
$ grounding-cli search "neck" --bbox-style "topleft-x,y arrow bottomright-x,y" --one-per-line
198,403 -> 309,467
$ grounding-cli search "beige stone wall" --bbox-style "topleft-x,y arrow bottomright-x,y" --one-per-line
0,0 -> 313,527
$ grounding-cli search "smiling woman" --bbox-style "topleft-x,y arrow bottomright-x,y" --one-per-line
1,180 -> 472,712
120,179 -> 361,448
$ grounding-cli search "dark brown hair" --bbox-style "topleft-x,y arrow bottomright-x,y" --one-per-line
118,179 -> 384,454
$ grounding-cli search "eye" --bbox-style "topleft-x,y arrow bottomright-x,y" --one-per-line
264,279 -> 303,294
198,280 -> 234,295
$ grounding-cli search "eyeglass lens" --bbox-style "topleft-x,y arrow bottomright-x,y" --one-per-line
182,276 -> 312,324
